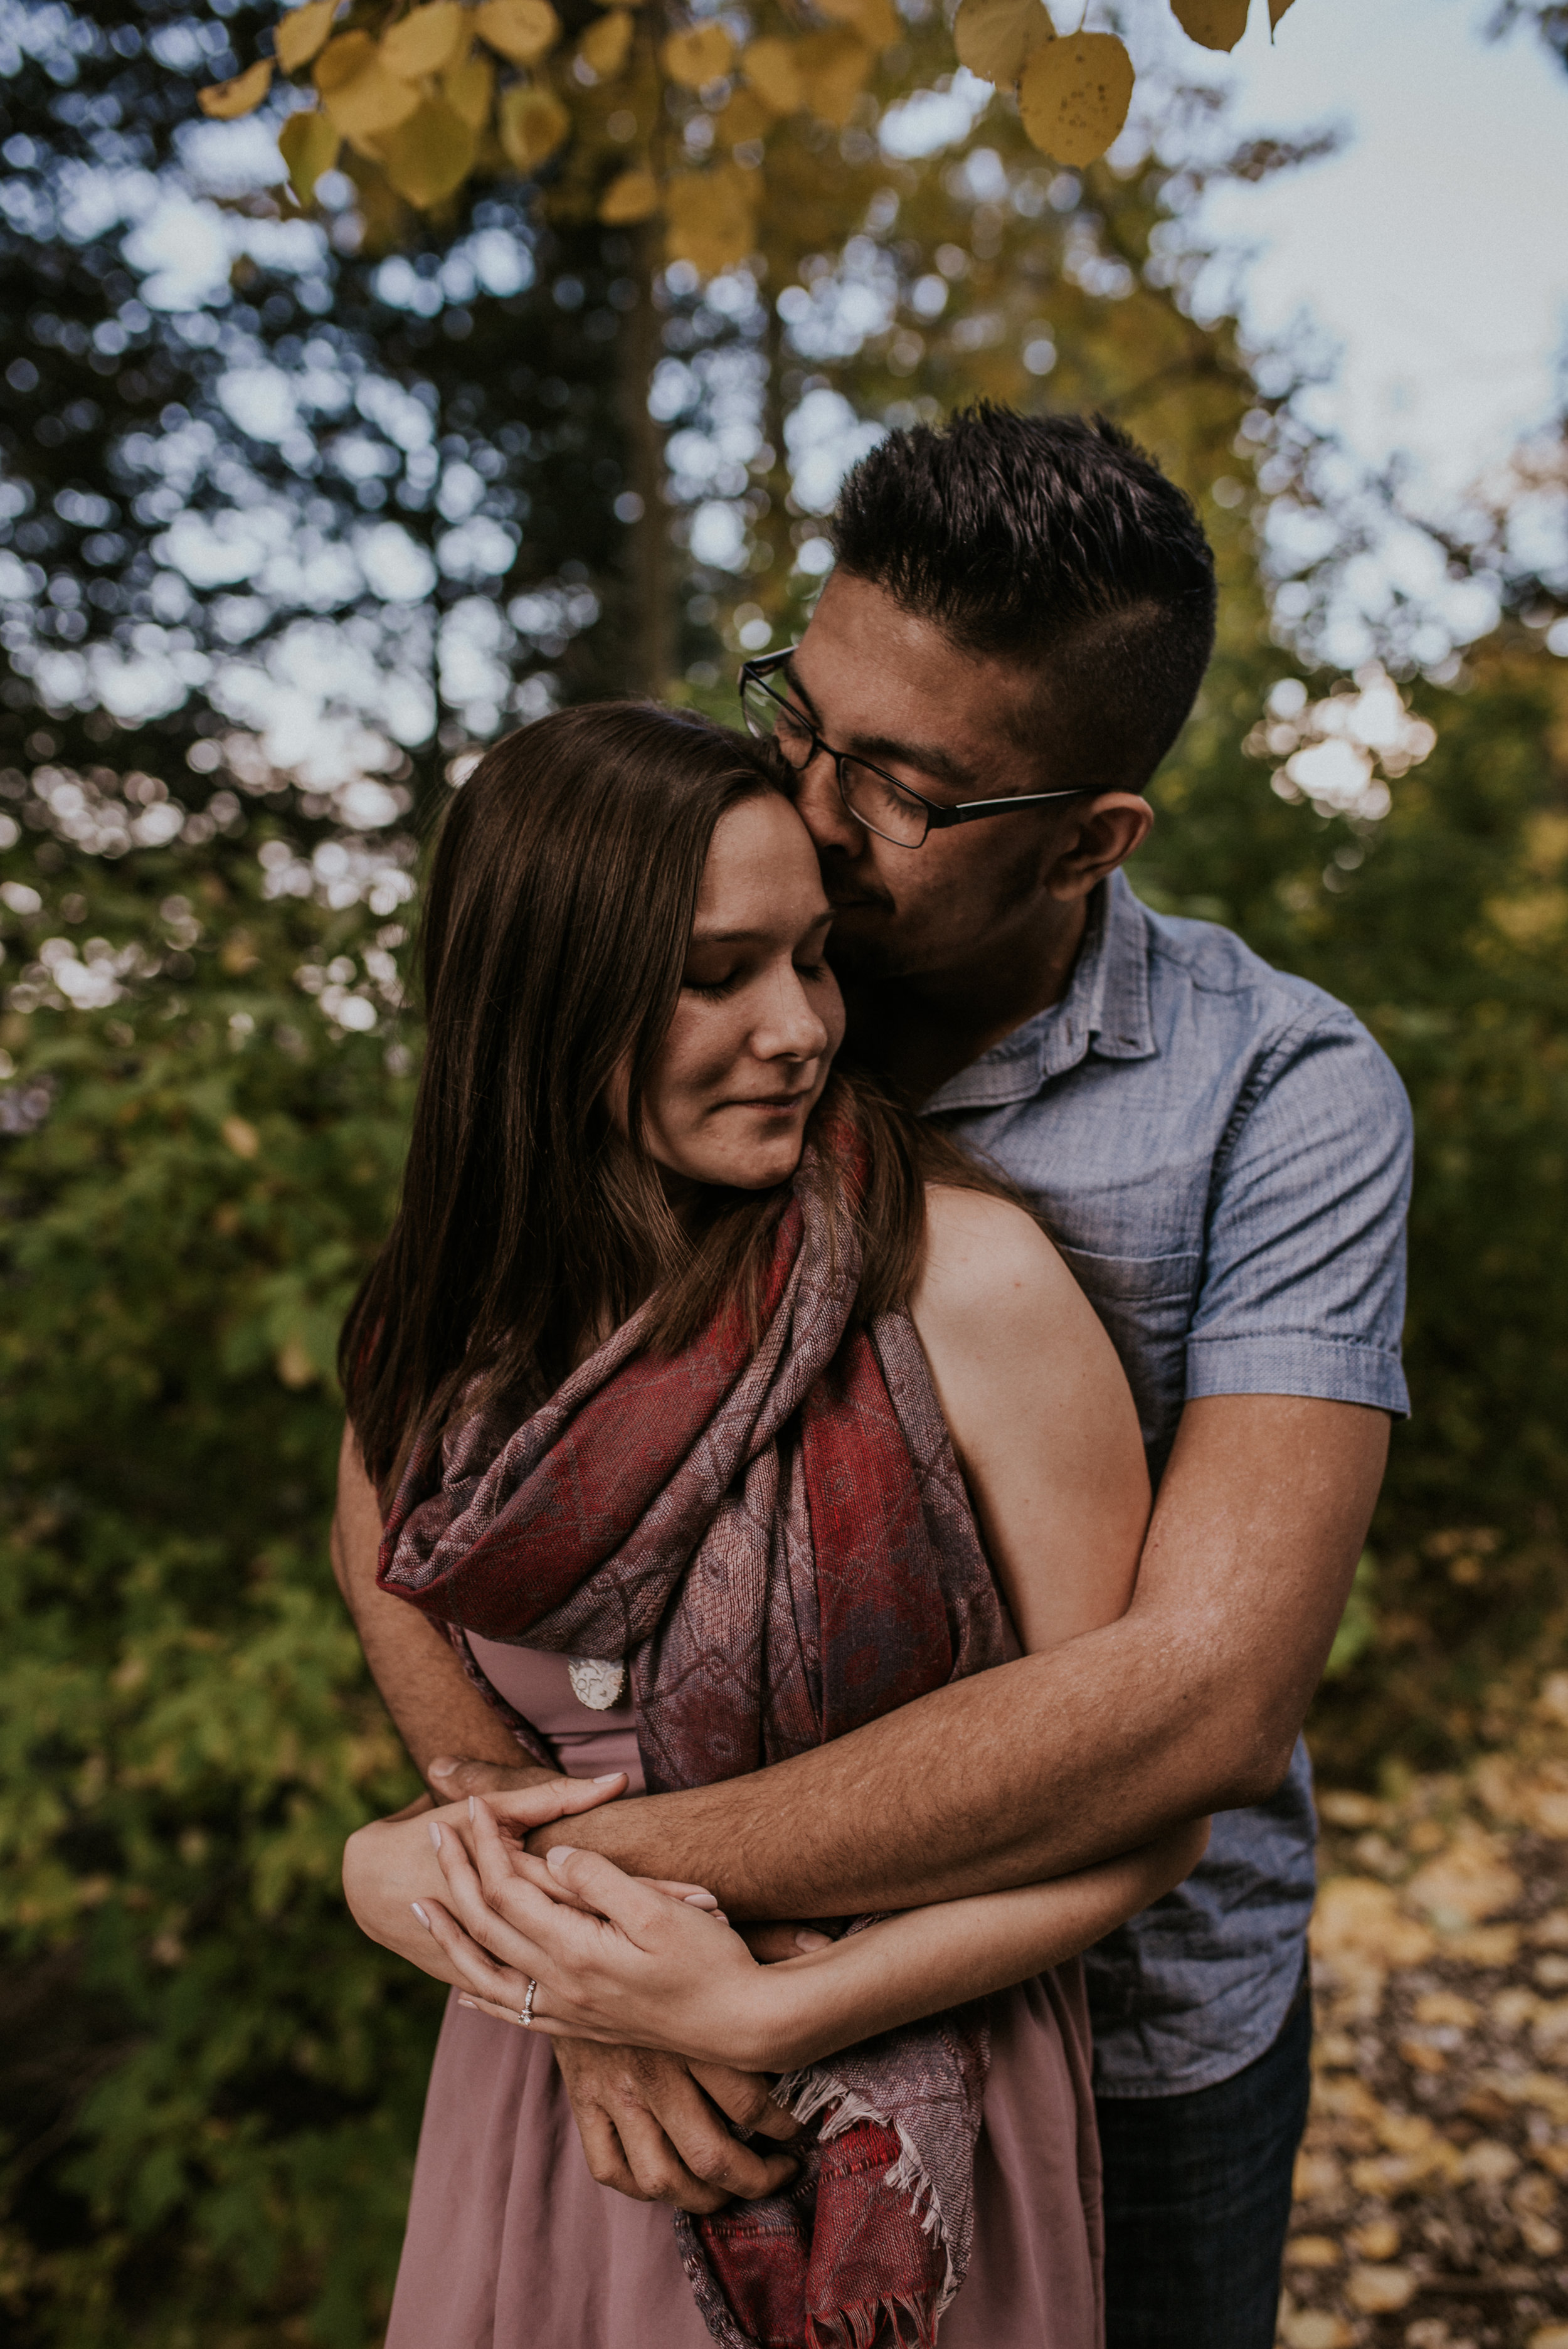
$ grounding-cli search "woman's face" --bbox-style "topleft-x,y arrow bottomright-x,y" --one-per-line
638,793 -> 845,1192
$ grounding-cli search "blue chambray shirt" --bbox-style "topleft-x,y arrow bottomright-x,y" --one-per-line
924,867 -> 1412,2097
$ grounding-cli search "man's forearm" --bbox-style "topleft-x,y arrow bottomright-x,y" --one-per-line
524,1615 -> 1225,1914
331,1452 -> 529,1782
523,1396 -> 1387,1916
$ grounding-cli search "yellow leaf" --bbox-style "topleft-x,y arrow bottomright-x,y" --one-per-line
665,160 -> 756,277
815,0 -> 900,53
579,8 -> 635,77
713,87 -> 771,147
794,28 -> 871,128
275,1338 -> 317,1389
741,36 -> 804,115
314,29 -> 372,88
342,152 -> 413,249
953,0 -> 1054,86
1345,2267 -> 1417,2316
221,1115 -> 260,1159
442,43 -> 495,125
1269,0 -> 1296,23
598,164 -> 660,222
315,34 -> 422,139
1170,0 -> 1249,50
199,59 -> 274,119
474,0 -> 561,65
381,2 -> 468,80
1017,31 -> 1132,165
497,81 -> 571,169
275,0 -> 339,75
378,93 -> 477,203
278,104 -> 342,200
660,22 -> 734,88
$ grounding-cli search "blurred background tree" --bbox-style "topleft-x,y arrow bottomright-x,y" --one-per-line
1,0 -> 1565,2341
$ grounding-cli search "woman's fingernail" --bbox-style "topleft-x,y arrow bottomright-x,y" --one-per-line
592,1771 -> 627,1784
457,1995 -> 476,2010
795,1930 -> 832,1953
428,1757 -> 457,1778
411,1902 -> 430,1929
428,1820 -> 443,1850
467,1795 -> 476,1820
546,1843 -> 578,1874
683,1892 -> 719,1909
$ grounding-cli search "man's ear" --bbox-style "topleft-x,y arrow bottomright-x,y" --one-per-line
1044,793 -> 1154,904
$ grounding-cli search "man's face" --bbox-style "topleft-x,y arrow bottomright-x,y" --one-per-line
784,570 -> 1087,984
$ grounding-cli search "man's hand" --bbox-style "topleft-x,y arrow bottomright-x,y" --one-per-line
553,2041 -> 803,2212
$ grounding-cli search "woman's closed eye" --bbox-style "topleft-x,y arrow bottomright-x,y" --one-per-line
682,968 -> 740,1000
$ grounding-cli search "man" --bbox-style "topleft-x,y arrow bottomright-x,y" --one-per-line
334,407 -> 1411,2346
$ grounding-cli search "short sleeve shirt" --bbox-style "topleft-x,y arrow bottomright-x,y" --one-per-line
924,869 -> 1412,2096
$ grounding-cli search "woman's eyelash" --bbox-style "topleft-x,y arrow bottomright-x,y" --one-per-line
685,957 -> 829,999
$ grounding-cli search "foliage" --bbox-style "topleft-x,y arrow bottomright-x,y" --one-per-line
199,0 -> 1317,265
0,0 -> 671,799
0,831 -> 438,2343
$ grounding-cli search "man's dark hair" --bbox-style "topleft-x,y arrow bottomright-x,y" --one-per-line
830,405 -> 1217,795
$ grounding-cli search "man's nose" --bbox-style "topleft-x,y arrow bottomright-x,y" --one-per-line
792,749 -> 864,857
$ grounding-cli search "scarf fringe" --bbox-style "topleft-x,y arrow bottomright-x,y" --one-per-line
803,2289 -> 939,2349
772,2069 -> 961,2323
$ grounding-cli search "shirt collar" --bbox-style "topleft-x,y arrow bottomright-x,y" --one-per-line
923,869 -> 1156,1116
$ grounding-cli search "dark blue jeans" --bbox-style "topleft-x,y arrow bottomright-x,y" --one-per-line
1095,1971 -> 1313,2349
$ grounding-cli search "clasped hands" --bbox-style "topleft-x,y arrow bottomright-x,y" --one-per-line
346,1759 -> 817,2213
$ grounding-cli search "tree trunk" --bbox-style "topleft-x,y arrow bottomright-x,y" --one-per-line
621,221 -> 673,699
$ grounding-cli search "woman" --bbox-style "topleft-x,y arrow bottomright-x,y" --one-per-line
339,701 -> 1204,2349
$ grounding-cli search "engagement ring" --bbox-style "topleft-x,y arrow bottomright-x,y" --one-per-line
519,1978 -> 538,2028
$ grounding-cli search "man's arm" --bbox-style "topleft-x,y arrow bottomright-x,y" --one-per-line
331,1424 -> 536,1784
356,1394 -> 1386,1911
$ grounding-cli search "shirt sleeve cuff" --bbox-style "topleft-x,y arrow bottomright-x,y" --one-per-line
1185,1333 -> 1410,1417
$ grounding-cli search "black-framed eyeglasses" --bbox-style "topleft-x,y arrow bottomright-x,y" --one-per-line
738,646 -> 1095,849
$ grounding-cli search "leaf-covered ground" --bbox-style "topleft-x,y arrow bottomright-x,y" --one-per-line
1281,1673 -> 1568,2349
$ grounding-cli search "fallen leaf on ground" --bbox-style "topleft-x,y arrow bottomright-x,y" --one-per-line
1459,2137 -> 1519,2183
1406,1833 -> 1522,1926
1413,1989 -> 1478,2027
1346,2263 -> 1417,2313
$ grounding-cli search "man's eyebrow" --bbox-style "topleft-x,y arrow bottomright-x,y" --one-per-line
844,732 -> 976,793
781,659 -> 977,795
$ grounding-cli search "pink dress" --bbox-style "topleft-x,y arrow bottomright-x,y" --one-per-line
386,1641 -> 1105,2349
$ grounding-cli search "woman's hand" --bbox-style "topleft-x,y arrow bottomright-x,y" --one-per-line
418,1797 -> 787,2071
342,1770 -> 632,1986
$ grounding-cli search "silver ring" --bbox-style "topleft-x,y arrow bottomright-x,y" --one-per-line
519,1978 -> 538,2028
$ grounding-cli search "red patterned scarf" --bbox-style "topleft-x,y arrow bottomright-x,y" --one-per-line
378,1149 -> 1009,2349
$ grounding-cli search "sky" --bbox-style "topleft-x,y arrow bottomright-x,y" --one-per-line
1192,0 -> 1568,507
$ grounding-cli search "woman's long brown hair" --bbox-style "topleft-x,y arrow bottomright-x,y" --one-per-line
340,701 -> 1007,1496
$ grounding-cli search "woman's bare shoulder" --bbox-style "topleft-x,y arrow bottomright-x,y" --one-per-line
911,1183 -> 1084,1337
